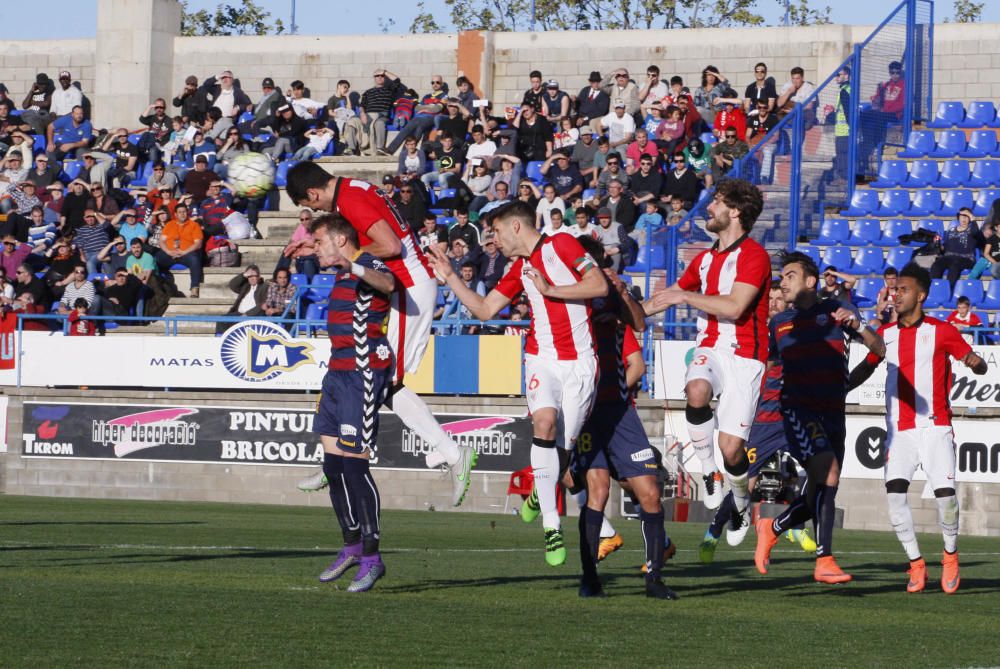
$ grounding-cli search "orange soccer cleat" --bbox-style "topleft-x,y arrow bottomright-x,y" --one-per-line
753,518 -> 778,575
597,534 -> 624,562
814,555 -> 852,584
906,557 -> 927,593
941,551 -> 960,594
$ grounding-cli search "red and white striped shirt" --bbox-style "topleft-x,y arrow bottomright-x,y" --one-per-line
866,316 -> 971,431
677,234 -> 770,363
331,178 -> 435,288
495,234 -> 596,360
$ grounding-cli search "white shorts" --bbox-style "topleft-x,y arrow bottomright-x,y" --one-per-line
387,277 -> 437,383
885,425 -> 957,491
684,346 -> 764,441
525,353 -> 598,451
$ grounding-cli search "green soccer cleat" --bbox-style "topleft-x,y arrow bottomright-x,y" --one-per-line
544,527 -> 567,566
297,469 -> 328,492
699,530 -> 719,565
449,445 -> 478,507
788,528 -> 817,553
520,487 -> 540,523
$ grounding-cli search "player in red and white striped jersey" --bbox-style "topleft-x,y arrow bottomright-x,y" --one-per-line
849,263 -> 986,594
645,179 -> 770,544
429,201 -> 608,567
287,162 -> 476,507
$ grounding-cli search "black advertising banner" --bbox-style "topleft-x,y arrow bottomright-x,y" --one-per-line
21,403 -> 532,473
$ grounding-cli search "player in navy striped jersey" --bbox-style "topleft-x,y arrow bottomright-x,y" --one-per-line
310,214 -> 396,593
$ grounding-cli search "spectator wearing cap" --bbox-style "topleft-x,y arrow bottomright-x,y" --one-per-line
0,234 -> 33,278
477,233 -> 507,291
101,266 -> 145,317
576,71 -> 611,135
51,70 -> 83,119
183,155 -> 220,203
0,83 -> 16,115
540,80 -> 570,123
27,154 -> 58,191
569,131 -> 599,184
19,73 -> 54,135
601,99 -> 636,159
713,127 -> 749,182
202,70 -> 252,119
593,179 -> 636,232
147,162 -> 179,196
540,152 -> 583,201
385,75 -> 449,155
76,209 -> 113,275
522,70 -> 546,113
594,207 -> 628,271
173,75 -> 211,124
359,68 -> 406,156
513,103 -> 553,163
601,68 -> 640,117
263,104 -> 307,162
155,202 -> 203,297
932,208 -> 983,290
45,105 -> 92,164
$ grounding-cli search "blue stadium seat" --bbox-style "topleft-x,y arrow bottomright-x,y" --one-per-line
910,189 -> 943,216
525,161 -> 545,183
62,159 -> 83,181
848,247 -> 885,275
898,130 -> 935,158
131,161 -> 154,187
841,189 -> 880,216
882,219 -> 912,246
968,160 -> 1000,188
915,218 -> 946,237
582,188 -> 596,201
951,280 -> 985,308
307,274 -> 336,301
929,130 -> 967,158
846,218 -> 882,246
902,159 -> 939,188
926,101 -> 966,129
438,188 -> 457,200
928,309 -> 952,321
238,111 -> 254,124
815,218 -> 850,245
982,280 -> 1000,309
962,130 -> 1000,158
821,246 -> 854,272
939,189 -> 975,216
700,132 -> 716,145
877,189 -> 911,216
973,188 -> 1000,216
626,245 -> 667,272
935,159 -> 972,188
957,101 -> 998,129
274,159 -> 297,188
289,274 -> 308,288
852,277 -> 882,307
798,245 -> 821,266
871,160 -> 908,188
885,246 -> 914,270
924,279 -> 952,308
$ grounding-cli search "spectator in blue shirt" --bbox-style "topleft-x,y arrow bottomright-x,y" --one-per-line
46,106 -> 92,163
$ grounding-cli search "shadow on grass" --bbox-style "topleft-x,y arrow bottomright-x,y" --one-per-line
0,521 -> 205,527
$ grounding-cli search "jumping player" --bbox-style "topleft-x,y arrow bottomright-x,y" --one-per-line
428,201 -> 607,567
847,263 -> 986,593
311,214 -> 396,592
753,252 -> 885,584
287,162 -> 476,507
644,178 -> 770,545
568,237 -> 677,599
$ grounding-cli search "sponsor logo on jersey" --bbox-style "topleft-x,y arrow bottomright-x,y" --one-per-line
631,448 -> 654,462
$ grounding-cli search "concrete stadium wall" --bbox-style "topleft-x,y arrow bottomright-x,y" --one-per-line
0,39 -> 96,103
2,388 -> 999,537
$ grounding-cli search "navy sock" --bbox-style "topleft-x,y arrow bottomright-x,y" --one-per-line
772,493 -> 813,536
708,492 -> 735,539
343,457 -> 381,555
322,452 -> 361,545
814,484 -> 838,557
639,507 -> 666,582
578,507 -> 603,583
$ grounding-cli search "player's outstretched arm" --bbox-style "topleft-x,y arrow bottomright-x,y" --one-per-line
525,265 -> 608,301
604,268 -> 646,332
428,246 -> 509,320
676,281 -> 760,320
847,358 -> 880,392
641,282 -> 681,316
346,258 -> 395,294
362,219 -> 403,259
964,351 -> 988,375
833,306 -> 886,359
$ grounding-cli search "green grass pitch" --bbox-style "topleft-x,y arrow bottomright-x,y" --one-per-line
1,495 -> 998,668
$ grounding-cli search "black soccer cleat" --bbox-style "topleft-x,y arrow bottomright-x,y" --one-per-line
645,579 -> 679,600
578,579 -> 607,598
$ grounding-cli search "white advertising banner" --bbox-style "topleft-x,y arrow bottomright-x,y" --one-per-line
0,395 -> 8,453
652,340 -> 697,400
661,409 -> 1000,484
16,321 -> 330,391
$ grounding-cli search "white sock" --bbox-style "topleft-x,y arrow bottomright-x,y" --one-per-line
531,444 -> 561,530
686,415 -> 718,474
600,515 -> 616,539
888,492 -> 922,561
391,386 -> 460,466
936,494 -> 959,553
727,471 -> 750,512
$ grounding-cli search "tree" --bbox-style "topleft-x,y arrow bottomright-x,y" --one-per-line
180,0 -> 285,36
783,0 -> 832,26
949,0 -> 983,23
410,1 -> 444,33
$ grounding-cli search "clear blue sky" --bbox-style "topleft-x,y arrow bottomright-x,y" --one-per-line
0,0 -> 997,38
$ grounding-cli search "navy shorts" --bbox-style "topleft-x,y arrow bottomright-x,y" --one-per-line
781,408 -> 846,466
314,368 -> 391,455
573,402 -> 659,481
746,421 -> 787,478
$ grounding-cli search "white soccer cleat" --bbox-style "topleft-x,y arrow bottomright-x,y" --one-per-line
702,472 -> 725,510
726,503 -> 752,546
449,444 -> 478,507
297,469 -> 328,492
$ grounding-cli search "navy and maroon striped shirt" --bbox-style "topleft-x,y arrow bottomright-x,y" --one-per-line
326,252 -> 393,372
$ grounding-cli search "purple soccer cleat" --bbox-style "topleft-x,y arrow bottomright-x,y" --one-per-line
319,543 -> 362,582
347,554 -> 386,593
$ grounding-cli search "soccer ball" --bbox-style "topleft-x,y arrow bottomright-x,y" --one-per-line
227,152 -> 275,198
